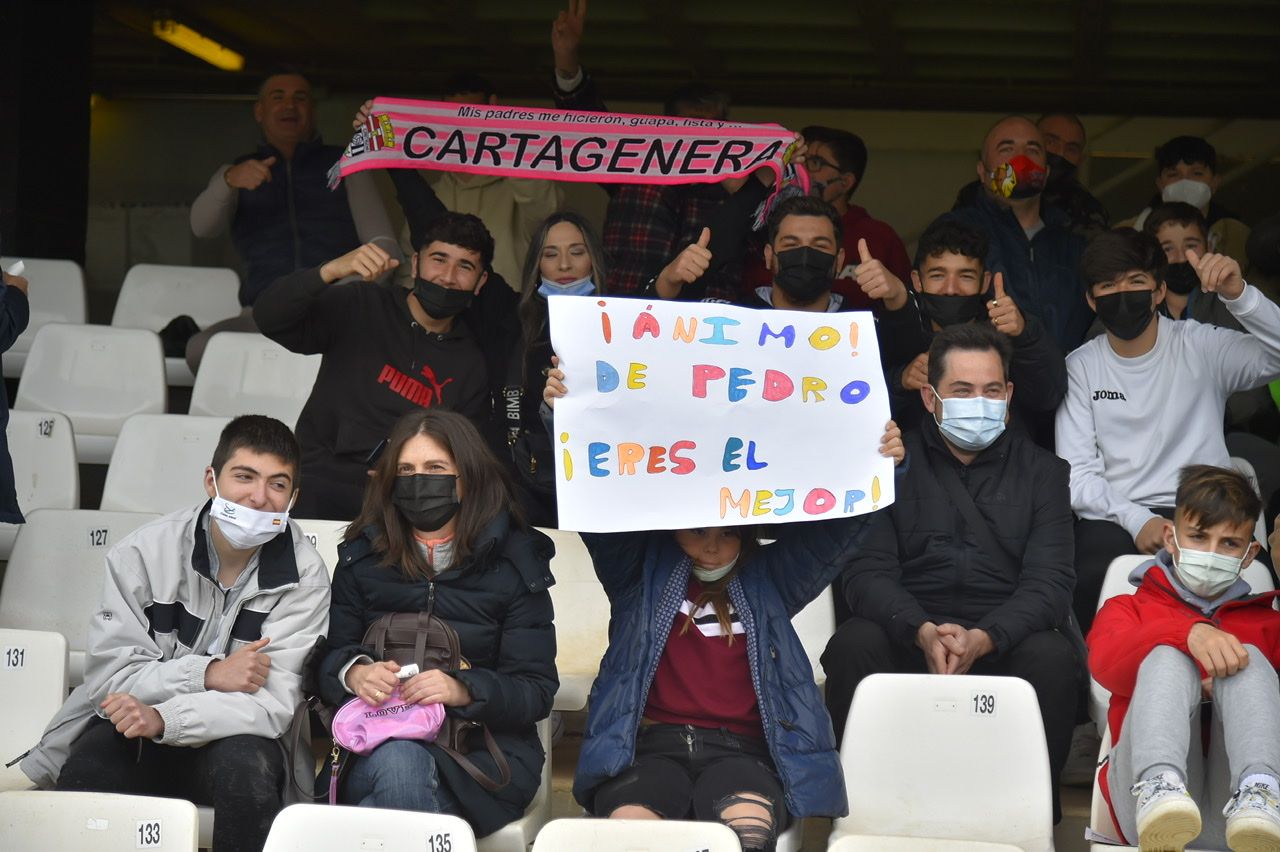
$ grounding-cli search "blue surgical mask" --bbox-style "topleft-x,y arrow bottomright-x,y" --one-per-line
931,388 -> 1008,452
538,276 -> 596,298
1172,530 -> 1246,598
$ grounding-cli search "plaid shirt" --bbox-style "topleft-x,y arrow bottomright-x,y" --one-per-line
554,68 -> 745,302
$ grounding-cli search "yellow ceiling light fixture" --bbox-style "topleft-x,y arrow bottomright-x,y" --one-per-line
152,19 -> 245,72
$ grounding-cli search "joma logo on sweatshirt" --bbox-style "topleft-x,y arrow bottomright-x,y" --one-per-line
1093,389 -> 1127,401
377,364 -> 454,408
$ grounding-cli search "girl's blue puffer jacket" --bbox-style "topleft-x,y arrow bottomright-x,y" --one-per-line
573,516 -> 870,818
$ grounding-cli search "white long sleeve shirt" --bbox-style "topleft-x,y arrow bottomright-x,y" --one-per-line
1056,283 -> 1280,539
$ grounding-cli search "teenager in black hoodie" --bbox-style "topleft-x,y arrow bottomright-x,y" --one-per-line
254,214 -> 519,521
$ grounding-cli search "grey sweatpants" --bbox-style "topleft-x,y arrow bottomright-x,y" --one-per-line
1107,644 -> 1280,849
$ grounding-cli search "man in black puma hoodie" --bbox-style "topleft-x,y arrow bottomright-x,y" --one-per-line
254,213 -> 518,520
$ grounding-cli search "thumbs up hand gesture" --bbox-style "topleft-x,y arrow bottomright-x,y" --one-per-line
986,273 -> 1025,337
854,238 -> 908,311
655,227 -> 713,299
1186,249 -> 1245,301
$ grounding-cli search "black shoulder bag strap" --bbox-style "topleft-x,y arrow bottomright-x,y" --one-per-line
932,455 -> 1088,681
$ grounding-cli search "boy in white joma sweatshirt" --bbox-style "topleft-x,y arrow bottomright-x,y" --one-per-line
1056,228 -> 1280,631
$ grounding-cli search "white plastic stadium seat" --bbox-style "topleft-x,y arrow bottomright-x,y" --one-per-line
100,414 -> 230,514
14,323 -> 166,463
832,673 -> 1054,851
476,717 -> 552,851
1229,456 -> 1271,552
0,509 -> 161,686
188,332 -> 320,426
1089,553 -> 1275,733
532,818 -> 742,852
540,528 -> 610,711
0,410 -> 78,559
294,518 -> 350,578
829,836 -> 1023,851
0,629 -> 68,791
111,263 -> 241,386
263,803 -> 476,852
0,790 -> 198,850
792,586 -> 836,687
0,256 -> 87,379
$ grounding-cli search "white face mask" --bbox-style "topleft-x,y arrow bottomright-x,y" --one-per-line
1161,178 -> 1212,209
931,388 -> 1008,452
1172,530 -> 1246,599
210,478 -> 294,551
691,554 -> 738,584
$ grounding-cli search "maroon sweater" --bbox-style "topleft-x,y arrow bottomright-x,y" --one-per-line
644,579 -> 763,738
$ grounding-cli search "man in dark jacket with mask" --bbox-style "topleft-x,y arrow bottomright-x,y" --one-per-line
254,213 -> 519,521
936,115 -> 1092,353
887,218 -> 1066,448
823,322 -> 1079,822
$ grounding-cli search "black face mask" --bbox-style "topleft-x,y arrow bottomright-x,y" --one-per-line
392,474 -> 460,531
1045,152 -> 1077,187
774,246 -> 837,305
917,290 -> 989,328
1095,289 -> 1157,340
413,277 -> 474,320
1163,261 -> 1200,296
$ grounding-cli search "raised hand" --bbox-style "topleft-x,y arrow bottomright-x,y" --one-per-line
879,420 -> 905,466
544,355 -> 567,408
655,227 -> 712,299
204,636 -> 272,694
854,239 -> 908,311
320,242 -> 400,283
224,156 -> 277,191
986,273 -> 1025,337
1185,248 -> 1245,301
352,99 -> 375,129
552,0 -> 587,78
901,353 -> 929,392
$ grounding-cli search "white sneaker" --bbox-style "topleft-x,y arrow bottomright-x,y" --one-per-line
1223,781 -> 1280,852
1132,771 -> 1201,851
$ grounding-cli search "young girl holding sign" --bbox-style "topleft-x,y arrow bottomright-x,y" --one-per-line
544,366 -> 902,852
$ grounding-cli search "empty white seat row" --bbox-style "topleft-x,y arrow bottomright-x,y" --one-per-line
13,324 -> 319,463
111,263 -> 241,387
0,256 -> 87,380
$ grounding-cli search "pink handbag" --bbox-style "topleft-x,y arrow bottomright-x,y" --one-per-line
331,686 -> 446,754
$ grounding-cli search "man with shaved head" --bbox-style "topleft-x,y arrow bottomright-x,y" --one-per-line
934,115 -> 1091,354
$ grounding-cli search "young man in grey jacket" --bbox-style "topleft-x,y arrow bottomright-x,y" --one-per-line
22,415 -> 331,851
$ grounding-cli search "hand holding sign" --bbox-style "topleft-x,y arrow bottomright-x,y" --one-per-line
1186,249 -> 1245,301
225,157 -> 277,191
986,273 -> 1025,337
655,227 -> 713,299
855,239 -> 908,311
320,242 -> 400,284
551,0 -> 588,78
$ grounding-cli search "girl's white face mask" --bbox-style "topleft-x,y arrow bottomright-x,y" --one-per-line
210,477 -> 295,550
691,555 -> 739,584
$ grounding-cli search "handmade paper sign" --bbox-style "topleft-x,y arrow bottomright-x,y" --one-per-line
549,297 -> 895,532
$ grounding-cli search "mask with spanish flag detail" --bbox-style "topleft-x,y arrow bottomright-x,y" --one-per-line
987,155 -> 1048,199
210,479 -> 295,550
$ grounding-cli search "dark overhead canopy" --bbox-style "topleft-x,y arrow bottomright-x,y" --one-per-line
96,0 -> 1280,116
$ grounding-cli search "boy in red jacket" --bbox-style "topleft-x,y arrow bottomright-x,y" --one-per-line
1090,465 -> 1280,851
